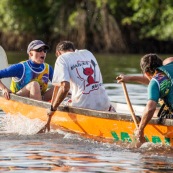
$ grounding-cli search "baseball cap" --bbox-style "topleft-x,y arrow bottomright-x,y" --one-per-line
27,40 -> 49,54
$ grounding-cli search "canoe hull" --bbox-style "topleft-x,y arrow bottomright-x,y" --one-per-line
0,94 -> 173,146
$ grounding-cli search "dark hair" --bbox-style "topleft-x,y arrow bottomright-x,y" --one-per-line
56,41 -> 75,51
140,53 -> 163,75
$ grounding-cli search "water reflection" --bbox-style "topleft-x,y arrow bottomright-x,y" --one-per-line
105,83 -> 147,105
0,132 -> 173,172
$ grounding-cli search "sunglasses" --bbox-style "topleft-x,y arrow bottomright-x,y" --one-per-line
32,48 -> 48,53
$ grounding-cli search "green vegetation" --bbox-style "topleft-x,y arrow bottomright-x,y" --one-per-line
1,0 -> 173,53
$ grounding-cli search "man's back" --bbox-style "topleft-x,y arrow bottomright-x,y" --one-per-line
53,49 -> 111,111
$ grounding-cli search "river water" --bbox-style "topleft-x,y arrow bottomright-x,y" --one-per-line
1,53 -> 173,172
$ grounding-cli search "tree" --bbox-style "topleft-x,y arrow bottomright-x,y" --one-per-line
122,0 -> 173,40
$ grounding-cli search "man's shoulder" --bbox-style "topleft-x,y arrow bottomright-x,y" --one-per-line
10,62 -> 24,69
20,60 -> 28,64
44,62 -> 51,66
58,49 -> 95,62
75,49 -> 92,54
75,49 -> 95,58
75,49 -> 89,52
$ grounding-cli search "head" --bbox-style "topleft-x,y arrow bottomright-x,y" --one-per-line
55,41 -> 75,57
163,57 -> 173,65
27,40 -> 49,64
140,53 -> 163,80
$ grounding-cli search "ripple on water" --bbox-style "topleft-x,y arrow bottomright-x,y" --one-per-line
1,104 -> 173,172
105,83 -> 148,105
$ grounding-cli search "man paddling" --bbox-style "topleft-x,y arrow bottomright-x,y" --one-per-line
0,40 -> 54,101
50,41 -> 114,111
117,54 -> 173,147
49,41 -> 115,112
38,41 -> 115,133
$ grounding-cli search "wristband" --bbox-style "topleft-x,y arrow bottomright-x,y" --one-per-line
50,105 -> 56,111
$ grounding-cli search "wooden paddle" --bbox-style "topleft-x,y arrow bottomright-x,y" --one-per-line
121,82 -> 138,128
121,82 -> 147,147
0,46 -> 11,88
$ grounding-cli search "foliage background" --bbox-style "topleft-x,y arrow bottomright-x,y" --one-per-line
1,0 -> 173,53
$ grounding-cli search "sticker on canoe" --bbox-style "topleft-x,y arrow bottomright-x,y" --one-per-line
0,46 -> 11,88
111,131 -> 170,145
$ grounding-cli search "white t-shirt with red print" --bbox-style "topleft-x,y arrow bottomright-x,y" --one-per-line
52,49 -> 112,111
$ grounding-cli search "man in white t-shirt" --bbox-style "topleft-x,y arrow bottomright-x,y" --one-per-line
49,41 -> 115,114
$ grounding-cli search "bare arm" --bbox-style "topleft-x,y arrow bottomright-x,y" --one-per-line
139,100 -> 157,131
38,81 -> 70,133
116,74 -> 149,85
51,81 -> 70,111
135,100 -> 157,146
163,57 -> 173,65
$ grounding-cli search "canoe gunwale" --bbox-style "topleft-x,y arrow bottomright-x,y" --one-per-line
0,92 -> 173,126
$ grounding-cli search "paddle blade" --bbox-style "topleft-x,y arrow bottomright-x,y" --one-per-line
0,46 -> 11,88
128,135 -> 147,148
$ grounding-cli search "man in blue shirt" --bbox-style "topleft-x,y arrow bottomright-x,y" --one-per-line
0,40 -> 54,100
117,54 -> 173,147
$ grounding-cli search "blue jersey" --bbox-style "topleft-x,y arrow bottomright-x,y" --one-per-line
0,60 -> 53,80
0,60 -> 53,93
148,62 -> 173,109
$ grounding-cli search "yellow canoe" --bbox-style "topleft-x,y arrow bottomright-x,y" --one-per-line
0,92 -> 173,146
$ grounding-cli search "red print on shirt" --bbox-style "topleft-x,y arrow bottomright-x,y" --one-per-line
75,60 -> 100,94
83,65 -> 98,86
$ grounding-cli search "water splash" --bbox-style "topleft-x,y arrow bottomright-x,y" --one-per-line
0,113 -> 45,135
140,142 -> 173,153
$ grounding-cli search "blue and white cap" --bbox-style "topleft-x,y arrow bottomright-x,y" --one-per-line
27,40 -> 49,54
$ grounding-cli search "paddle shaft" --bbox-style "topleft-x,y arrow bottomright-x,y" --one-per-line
122,82 -> 138,128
